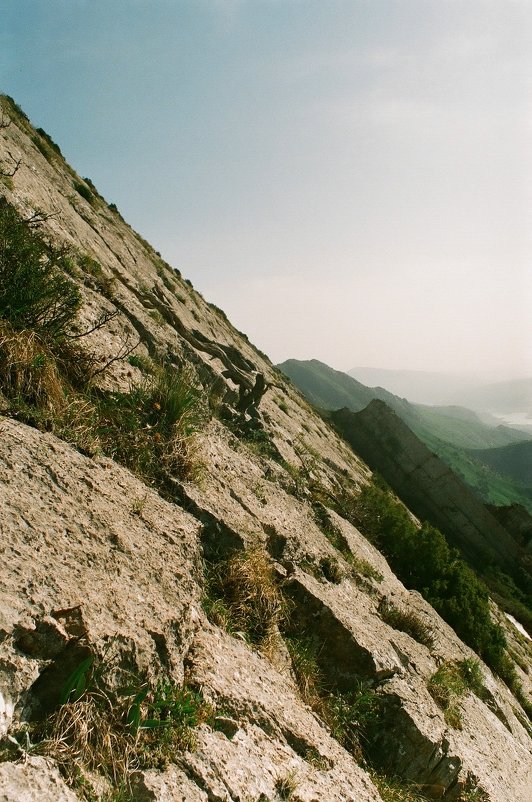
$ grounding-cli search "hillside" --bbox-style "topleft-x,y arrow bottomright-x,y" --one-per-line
279,358 -> 532,513
0,95 -> 531,802
469,441 -> 532,488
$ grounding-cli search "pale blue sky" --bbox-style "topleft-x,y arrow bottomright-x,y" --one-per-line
2,1 -> 531,377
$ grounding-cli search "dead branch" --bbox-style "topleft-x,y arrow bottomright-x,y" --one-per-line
68,309 -> 120,340
88,334 -> 142,381
0,152 -> 21,177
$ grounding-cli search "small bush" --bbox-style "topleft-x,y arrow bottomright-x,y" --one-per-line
0,198 -> 81,339
379,602 -> 434,648
73,180 -> 93,203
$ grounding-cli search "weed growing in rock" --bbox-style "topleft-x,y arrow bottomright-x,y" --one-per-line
275,772 -> 298,799
33,656 -> 214,799
427,659 -> 487,729
203,548 -> 286,652
312,502 -> 383,583
283,635 -> 383,762
378,601 -> 434,648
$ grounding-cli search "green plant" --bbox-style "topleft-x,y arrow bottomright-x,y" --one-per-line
93,363 -> 207,486
33,656 -> 213,798
0,198 -> 81,338
127,353 -> 155,374
350,480 -> 511,677
73,180 -> 93,203
369,771 -> 431,802
428,660 -> 487,729
77,253 -> 115,297
378,602 -> 434,648
283,635 -> 383,761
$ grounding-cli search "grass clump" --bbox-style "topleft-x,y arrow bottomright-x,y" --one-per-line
378,601 -> 434,648
369,772 -> 430,802
30,657 -> 213,799
428,659 -> 487,729
284,635 -> 383,762
203,548 -> 285,651
275,772 -> 298,799
93,364 -> 207,486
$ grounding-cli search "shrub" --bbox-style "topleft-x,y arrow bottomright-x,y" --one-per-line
428,659 -> 487,729
351,481 -> 509,676
73,180 -> 93,203
0,198 -> 81,339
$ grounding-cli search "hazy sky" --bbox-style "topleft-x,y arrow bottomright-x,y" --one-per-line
3,0 -> 531,377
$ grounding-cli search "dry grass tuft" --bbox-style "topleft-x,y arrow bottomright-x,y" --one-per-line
204,548 -> 286,649
0,323 -> 66,412
40,692 -> 133,788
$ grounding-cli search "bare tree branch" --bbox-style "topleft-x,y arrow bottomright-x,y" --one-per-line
68,309 -> 120,340
88,334 -> 142,381
23,208 -> 61,227
0,151 -> 21,177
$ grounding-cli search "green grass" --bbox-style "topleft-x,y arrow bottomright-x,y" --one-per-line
378,602 -> 434,649
428,659 -> 487,729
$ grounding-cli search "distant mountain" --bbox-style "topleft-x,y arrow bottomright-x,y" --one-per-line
349,367 -> 532,421
278,358 -> 532,513
348,367 -> 479,406
456,376 -> 532,416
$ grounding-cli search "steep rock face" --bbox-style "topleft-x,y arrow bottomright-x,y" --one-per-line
331,402 -> 520,572
0,97 -> 531,802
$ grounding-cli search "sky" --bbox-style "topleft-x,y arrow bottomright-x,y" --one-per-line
2,0 -> 532,378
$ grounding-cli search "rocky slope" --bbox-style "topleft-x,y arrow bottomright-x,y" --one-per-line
0,96 -> 531,802
329,402 -> 522,573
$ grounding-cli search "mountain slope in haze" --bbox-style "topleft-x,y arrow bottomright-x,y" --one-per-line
469,440 -> 532,487
1,94 -> 531,802
348,366 -> 480,406
349,367 -> 532,419
279,359 -> 532,514
281,359 -> 529,450
458,376 -> 532,415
